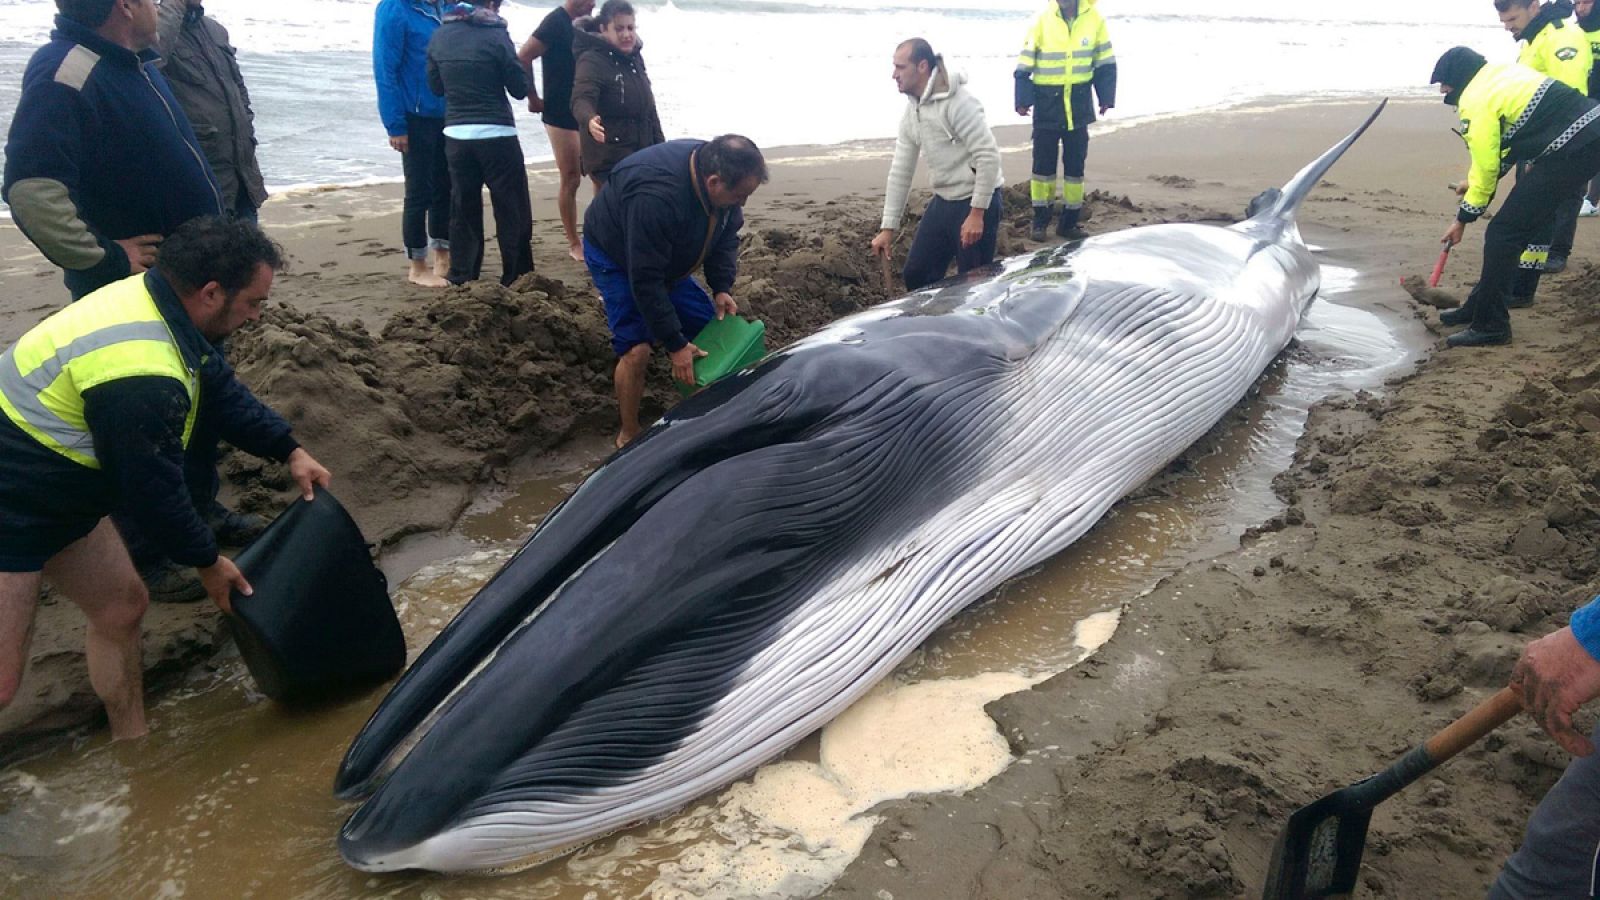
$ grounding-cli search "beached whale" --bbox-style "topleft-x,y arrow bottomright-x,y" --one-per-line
333,103 -> 1385,873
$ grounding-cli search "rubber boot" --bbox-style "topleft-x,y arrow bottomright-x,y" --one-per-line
1030,206 -> 1052,243
1057,207 -> 1088,241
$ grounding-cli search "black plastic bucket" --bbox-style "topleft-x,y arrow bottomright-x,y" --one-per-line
227,490 -> 405,703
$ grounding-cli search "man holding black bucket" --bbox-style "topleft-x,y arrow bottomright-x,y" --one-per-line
0,216 -> 332,740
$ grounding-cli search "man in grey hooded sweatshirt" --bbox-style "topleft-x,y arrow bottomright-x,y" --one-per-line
869,38 -> 1003,291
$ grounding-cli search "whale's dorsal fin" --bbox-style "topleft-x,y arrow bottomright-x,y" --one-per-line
1248,99 -> 1387,237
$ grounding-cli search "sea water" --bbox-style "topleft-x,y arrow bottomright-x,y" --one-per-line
0,0 -> 1506,199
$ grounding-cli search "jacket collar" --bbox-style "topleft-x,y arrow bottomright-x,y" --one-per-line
1520,0 -> 1575,43
145,270 -> 216,369
53,15 -> 159,68
410,0 -> 445,24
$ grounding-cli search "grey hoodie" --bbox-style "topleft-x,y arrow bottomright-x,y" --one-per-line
881,58 -> 1003,231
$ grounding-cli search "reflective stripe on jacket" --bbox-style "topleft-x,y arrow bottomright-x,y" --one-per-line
0,273 -> 197,468
1519,14 -> 1593,92
1016,0 -> 1112,86
1015,0 -> 1115,131
1455,62 -> 1600,221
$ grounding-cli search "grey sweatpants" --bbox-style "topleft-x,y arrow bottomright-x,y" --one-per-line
1490,720 -> 1600,899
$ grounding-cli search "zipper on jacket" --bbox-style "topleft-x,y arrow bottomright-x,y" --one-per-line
144,67 -> 225,213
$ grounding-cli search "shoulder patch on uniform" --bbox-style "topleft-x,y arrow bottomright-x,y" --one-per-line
53,44 -> 100,92
1557,46 -> 1579,61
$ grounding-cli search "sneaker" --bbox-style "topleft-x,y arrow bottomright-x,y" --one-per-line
1581,199 -> 1598,217
1446,326 -> 1511,348
140,560 -> 206,604
1543,254 -> 1567,274
206,502 -> 267,547
1438,306 -> 1474,327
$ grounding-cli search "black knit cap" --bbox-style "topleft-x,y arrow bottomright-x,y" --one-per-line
1431,47 -> 1487,107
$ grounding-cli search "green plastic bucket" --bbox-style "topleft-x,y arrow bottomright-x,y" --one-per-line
677,315 -> 767,396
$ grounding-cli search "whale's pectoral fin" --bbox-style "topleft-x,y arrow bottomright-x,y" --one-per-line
336,369 -> 831,800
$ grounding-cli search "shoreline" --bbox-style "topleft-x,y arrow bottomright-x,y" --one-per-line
4,94 -> 1590,898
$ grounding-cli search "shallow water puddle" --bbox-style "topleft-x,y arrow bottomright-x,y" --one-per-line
0,255 -> 1419,898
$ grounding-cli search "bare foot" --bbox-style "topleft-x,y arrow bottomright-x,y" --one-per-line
567,243 -> 584,263
408,261 -> 449,288
615,430 -> 639,450
432,249 -> 452,280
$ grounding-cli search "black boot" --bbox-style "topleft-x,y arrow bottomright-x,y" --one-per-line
1029,206 -> 1051,242
1506,294 -> 1535,309
1446,326 -> 1511,347
139,559 -> 206,603
1438,306 -> 1473,327
1056,207 -> 1088,241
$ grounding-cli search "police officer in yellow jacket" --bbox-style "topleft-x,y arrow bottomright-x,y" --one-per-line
1433,48 -> 1600,346
1499,0 -> 1593,275
1015,0 -> 1116,243
0,216 -> 331,740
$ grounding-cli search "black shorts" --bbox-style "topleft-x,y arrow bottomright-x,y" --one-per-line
0,505 -> 99,572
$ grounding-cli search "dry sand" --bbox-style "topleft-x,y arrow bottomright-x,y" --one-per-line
3,96 -> 1599,897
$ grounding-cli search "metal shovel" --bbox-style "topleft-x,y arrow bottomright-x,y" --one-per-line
1261,687 -> 1521,899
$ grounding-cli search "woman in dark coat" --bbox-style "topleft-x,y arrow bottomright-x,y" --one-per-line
570,1 -> 664,186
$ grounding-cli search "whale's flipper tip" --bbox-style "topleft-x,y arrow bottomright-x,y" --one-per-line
1256,99 -> 1388,230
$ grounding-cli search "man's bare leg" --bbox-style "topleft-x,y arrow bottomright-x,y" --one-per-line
43,519 -> 150,740
432,247 -> 453,281
0,570 -> 43,711
546,125 -> 584,261
408,258 -> 448,288
614,343 -> 651,448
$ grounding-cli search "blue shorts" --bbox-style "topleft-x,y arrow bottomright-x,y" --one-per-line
584,238 -> 714,357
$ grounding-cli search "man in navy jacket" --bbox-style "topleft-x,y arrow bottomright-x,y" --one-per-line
582,135 -> 767,447
2,0 -> 223,301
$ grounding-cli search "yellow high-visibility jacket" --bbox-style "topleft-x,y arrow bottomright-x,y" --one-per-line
1014,0 -> 1116,131
0,272 -> 197,468
1519,12 -> 1592,92
1454,62 -> 1600,221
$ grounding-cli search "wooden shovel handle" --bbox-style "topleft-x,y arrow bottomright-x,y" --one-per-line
1423,687 -> 1521,764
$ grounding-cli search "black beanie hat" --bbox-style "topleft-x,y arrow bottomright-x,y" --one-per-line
1431,47 -> 1487,107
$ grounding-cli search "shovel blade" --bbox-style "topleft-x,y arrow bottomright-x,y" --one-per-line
1261,788 -> 1374,899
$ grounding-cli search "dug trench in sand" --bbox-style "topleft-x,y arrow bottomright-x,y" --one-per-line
0,98 -> 1592,899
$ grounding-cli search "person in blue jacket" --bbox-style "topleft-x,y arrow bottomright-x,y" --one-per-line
374,0 -> 452,288
1490,596 -> 1600,897
2,0 -> 223,302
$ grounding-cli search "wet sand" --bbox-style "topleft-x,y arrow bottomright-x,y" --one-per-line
3,96 -> 1596,897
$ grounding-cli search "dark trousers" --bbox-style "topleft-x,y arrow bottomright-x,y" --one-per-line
1489,719 -> 1600,899
1031,127 -> 1090,228
903,189 -> 1003,291
1550,188 -> 1584,258
1464,138 -> 1600,333
444,136 -> 534,286
401,114 -> 451,260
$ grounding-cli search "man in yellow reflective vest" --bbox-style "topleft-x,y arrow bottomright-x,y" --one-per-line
1497,0 -> 1593,280
1433,47 -> 1600,347
0,216 -> 331,739
1549,0 -> 1600,263
1015,0 -> 1116,243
